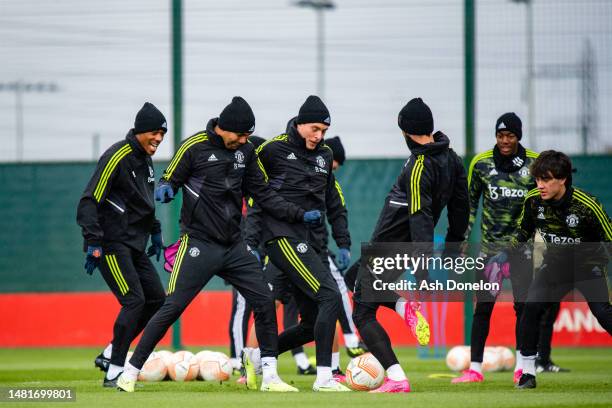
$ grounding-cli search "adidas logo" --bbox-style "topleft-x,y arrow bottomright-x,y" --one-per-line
323,116 -> 331,125
498,121 -> 506,129
512,157 -> 524,167
287,152 -> 297,160
489,168 -> 498,176
161,121 -> 167,129
249,125 -> 255,132
208,154 -> 218,162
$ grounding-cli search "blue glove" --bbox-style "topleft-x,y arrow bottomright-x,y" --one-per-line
155,183 -> 174,203
147,232 -> 164,262
336,248 -> 351,271
303,210 -> 322,225
84,245 -> 103,275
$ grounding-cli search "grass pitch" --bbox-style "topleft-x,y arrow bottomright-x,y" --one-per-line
0,347 -> 610,407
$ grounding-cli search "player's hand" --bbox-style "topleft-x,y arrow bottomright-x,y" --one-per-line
147,232 -> 164,262
84,245 -> 103,275
303,210 -> 322,225
336,248 -> 351,271
155,182 -> 174,203
484,251 -> 510,297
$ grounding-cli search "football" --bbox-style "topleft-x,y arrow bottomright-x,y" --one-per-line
167,350 -> 199,381
198,351 -> 233,382
446,346 -> 470,371
345,352 -> 385,391
138,351 -> 167,382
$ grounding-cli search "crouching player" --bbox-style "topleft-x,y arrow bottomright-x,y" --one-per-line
507,151 -> 612,389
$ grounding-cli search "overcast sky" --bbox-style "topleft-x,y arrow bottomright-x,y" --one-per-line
1,0 -> 610,161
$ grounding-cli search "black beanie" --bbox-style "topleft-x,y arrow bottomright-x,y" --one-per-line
218,96 -> 256,133
248,135 -> 266,149
397,98 -> 434,135
296,95 -> 331,125
495,112 -> 522,140
134,102 -> 167,134
325,136 -> 346,165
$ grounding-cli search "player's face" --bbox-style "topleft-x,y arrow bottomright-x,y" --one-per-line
136,130 -> 165,156
218,129 -> 251,150
297,123 -> 329,150
535,172 -> 567,201
495,131 -> 518,156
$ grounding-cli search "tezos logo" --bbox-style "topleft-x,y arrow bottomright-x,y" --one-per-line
566,214 -> 579,227
487,184 -> 527,200
296,243 -> 308,253
189,247 -> 200,257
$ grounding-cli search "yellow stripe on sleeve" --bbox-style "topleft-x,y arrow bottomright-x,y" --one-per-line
164,134 -> 207,180
93,144 -> 132,202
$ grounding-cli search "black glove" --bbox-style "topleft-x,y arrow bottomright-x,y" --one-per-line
147,232 -> 164,262
84,245 -> 103,275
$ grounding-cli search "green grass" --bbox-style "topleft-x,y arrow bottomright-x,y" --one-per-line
0,347 -> 610,407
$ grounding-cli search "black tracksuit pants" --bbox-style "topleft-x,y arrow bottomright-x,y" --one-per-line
519,258 -> 612,357
470,252 -> 532,363
129,235 -> 278,369
265,237 -> 341,367
351,257 -> 400,370
99,242 -> 165,367
229,287 -> 253,360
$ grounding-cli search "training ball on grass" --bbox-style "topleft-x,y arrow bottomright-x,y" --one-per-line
138,351 -> 167,382
498,347 -> 515,371
156,350 -> 174,366
198,352 -> 232,382
345,353 -> 385,391
446,346 -> 470,372
482,347 -> 503,372
168,351 -> 199,381
194,350 -> 218,380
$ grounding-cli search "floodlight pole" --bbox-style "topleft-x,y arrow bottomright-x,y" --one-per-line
0,81 -> 58,161
293,0 -> 336,99
171,0 -> 183,351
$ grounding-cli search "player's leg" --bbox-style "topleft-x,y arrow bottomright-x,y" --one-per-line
509,251 -> 533,381
452,257 -> 499,384
98,243 -> 148,386
222,241 -> 297,392
131,250 -> 166,337
266,238 -> 347,391
118,236 -> 220,392
576,264 -> 612,335
352,279 -> 410,393
283,297 -> 315,374
229,288 -> 251,373
328,255 -> 366,357
536,303 -> 569,372
516,262 -> 569,389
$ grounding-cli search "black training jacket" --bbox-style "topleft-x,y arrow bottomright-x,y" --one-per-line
370,131 -> 469,243
77,130 -> 160,252
160,118 -> 305,245
249,118 -> 350,248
